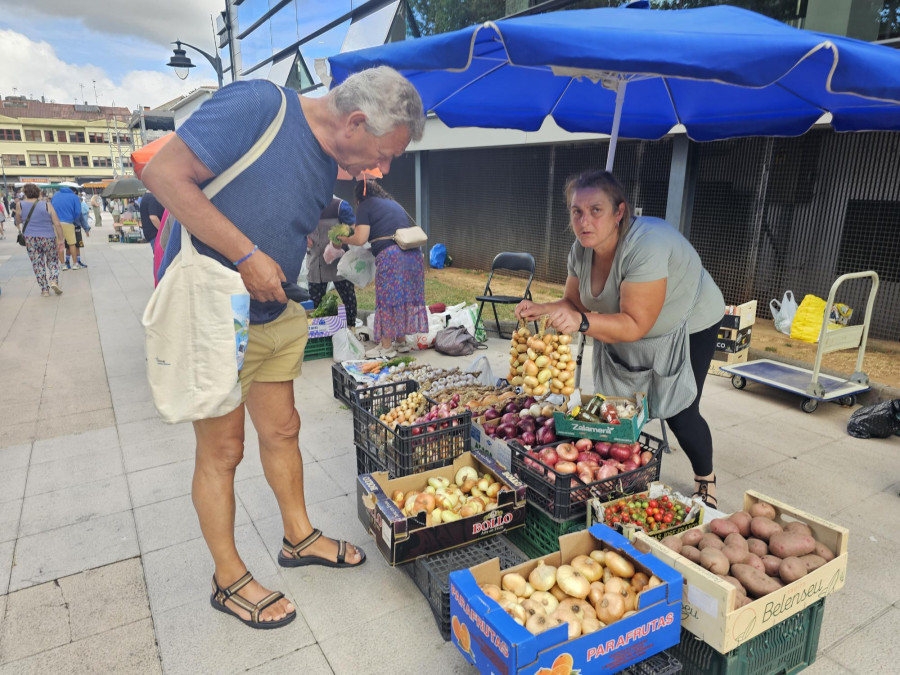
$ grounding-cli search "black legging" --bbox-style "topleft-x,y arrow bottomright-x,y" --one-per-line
308,280 -> 357,328
664,320 -> 721,477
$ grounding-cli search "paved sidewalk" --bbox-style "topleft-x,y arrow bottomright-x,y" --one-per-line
0,229 -> 898,673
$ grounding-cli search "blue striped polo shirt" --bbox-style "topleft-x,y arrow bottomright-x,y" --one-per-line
159,80 -> 337,324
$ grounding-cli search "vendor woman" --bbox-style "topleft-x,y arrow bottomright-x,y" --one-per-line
516,170 -> 725,507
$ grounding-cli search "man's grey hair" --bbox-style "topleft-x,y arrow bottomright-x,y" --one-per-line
329,66 -> 425,141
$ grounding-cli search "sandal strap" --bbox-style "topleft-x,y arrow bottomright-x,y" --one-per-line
282,529 -> 322,556
250,591 -> 285,624
337,540 -> 346,565
212,571 -> 254,601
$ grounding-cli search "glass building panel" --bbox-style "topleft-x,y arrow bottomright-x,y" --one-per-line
240,20 -> 275,72
299,19 -> 351,86
237,0 -> 273,30
269,1 -> 301,51
342,1 -> 400,52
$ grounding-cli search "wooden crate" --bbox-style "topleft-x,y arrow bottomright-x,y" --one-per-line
708,348 -> 748,377
633,490 -> 848,655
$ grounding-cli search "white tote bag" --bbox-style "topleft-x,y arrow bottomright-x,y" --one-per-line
142,85 -> 286,423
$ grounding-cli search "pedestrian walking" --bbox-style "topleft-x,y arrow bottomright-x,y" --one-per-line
50,186 -> 85,270
16,183 -> 66,296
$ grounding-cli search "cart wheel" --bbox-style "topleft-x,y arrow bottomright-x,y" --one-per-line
838,395 -> 856,407
801,398 -> 819,414
731,375 -> 747,390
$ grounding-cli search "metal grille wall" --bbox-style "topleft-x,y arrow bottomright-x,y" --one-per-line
689,129 -> 900,341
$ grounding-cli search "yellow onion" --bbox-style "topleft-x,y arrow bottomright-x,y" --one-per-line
497,590 -> 518,606
501,600 -> 528,625
529,591 -> 559,615
481,584 -> 502,601
551,607 -> 582,640
549,585 -> 568,601
501,572 -> 529,597
647,575 -> 663,589
528,560 -> 557,592
571,554 -> 603,582
589,549 -> 607,565
581,617 -> 605,635
520,598 -> 546,619
558,598 -> 596,622
556,565 -> 590,600
631,572 -> 650,593
588,581 -> 606,607
525,613 -> 561,635
604,576 -> 630,597
605,551 -> 635,578
594,592 -> 626,624
455,466 -> 478,486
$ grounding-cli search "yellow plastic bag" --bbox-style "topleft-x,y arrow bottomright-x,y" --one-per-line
790,294 -> 828,343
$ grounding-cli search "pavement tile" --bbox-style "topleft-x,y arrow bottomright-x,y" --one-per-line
112,400 -> 160,425
802,656 -> 853,674
817,583 -> 889,652
8,511 -> 139,592
0,596 -> 5,649
127,458 -> 194,508
0,500 -> 21,544
834,526 -> 900,605
832,488 -> 900,546
0,400 -> 40,424
318,450 -> 359,497
827,606 -> 900,673
0,578 -> 71,664
708,428 -> 790,478
33,408 -> 117,441
0,618 -> 160,675
134,494 -> 251,554
57,558 -> 151,641
116,417 -> 193,447
25,448 -> 123,498
0,541 -> 13,595
0,444 -> 31,471
121,434 -> 194,474
0,468 -> 26,505
0,423 -> 36,449
142,523 -> 279,615
246,644 -> 333,674
19,475 -> 131,538
153,573 -> 314,675
29,426 -> 119,465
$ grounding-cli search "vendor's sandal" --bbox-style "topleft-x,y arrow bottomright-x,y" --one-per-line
278,528 -> 367,569
692,475 -> 718,509
210,571 -> 296,630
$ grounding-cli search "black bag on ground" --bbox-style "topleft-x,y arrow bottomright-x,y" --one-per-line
846,399 -> 900,439
434,326 -> 486,357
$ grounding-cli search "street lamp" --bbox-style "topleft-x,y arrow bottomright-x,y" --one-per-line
166,40 -> 223,89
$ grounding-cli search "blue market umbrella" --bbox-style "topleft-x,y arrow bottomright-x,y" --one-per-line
324,4 -> 900,169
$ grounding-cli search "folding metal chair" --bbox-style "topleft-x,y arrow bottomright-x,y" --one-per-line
474,252 -> 538,339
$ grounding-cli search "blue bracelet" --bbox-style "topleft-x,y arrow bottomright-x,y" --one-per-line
232,245 -> 258,266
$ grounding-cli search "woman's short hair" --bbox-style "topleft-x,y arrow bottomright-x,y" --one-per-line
22,183 -> 41,199
330,66 -> 425,141
564,170 -> 633,237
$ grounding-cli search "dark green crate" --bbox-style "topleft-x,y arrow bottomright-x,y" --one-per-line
670,598 -> 825,675
504,504 -> 586,558
304,336 -> 333,361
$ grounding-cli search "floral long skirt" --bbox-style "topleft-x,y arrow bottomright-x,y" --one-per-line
373,245 -> 428,342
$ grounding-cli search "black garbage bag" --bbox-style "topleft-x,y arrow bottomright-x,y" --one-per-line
846,399 -> 900,439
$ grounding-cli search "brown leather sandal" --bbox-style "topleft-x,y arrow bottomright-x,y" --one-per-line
692,475 -> 718,509
278,528 -> 366,569
209,571 -> 296,630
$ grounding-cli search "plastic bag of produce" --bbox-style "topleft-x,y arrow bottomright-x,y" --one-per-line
465,355 -> 495,386
322,243 -> 345,265
332,327 -> 366,362
769,290 -> 797,335
446,302 -> 486,342
847,399 -> 900,439
790,294 -> 827,343
337,246 -> 375,288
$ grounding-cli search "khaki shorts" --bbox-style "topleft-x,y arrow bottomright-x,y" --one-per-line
239,301 -> 308,402
60,222 -> 77,245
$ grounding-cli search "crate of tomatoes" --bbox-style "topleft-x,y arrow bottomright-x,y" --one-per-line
589,482 -> 705,541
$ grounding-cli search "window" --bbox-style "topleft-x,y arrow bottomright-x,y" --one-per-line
24,130 -> 43,142
69,131 -> 85,143
1,154 -> 26,166
28,154 -> 48,166
122,157 -> 133,168
48,155 -> 59,167
89,132 -> 107,144
61,155 -> 71,167
44,130 -> 54,142
57,130 -> 67,142
0,129 -> 22,141
72,155 -> 89,167
92,156 -> 112,167
112,133 -> 131,144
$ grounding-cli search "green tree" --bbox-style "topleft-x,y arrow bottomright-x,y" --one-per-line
407,0 -> 512,36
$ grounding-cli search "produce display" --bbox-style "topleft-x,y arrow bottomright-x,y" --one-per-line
600,493 -> 688,534
480,396 -> 562,448
309,292 -> 340,318
658,503 -> 837,606
327,223 -> 353,245
507,325 -> 576,397
390,466 -> 510,526
372,363 -> 484,394
480,548 -> 662,638
567,395 -> 638,424
378,391 -> 465,431
523,438 -> 656,484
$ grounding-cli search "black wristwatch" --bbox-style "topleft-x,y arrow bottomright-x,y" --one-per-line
578,312 -> 590,333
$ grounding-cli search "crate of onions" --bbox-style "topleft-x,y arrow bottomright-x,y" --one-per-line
448,523 -> 682,674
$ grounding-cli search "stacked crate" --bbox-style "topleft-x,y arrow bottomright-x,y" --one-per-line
709,299 -> 756,377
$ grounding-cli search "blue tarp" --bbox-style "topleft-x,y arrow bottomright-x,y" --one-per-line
327,5 -> 900,142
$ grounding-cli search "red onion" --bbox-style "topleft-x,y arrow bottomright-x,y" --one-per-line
593,441 -> 611,458
483,408 -> 500,422
519,431 -> 536,447
577,451 -> 601,464
640,450 -> 654,466
609,444 -> 633,462
496,423 -> 517,439
555,461 -> 577,475
574,438 -> 594,453
534,415 -> 549,427
536,426 -> 557,445
523,397 -> 537,409
539,446 -> 559,467
500,412 -> 519,427
504,402 -> 521,415
595,465 -> 618,480
621,459 -> 639,472
517,417 -> 537,434
556,443 -> 578,461
543,417 -> 556,428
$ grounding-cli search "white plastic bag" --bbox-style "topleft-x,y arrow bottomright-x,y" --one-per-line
769,291 -> 798,335
447,303 -> 486,341
406,312 -> 446,350
332,327 -> 366,362
337,246 -> 376,288
323,243 -> 345,265
465,355 -> 495,386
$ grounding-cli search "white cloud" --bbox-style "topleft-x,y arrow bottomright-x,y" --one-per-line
0,29 -> 217,110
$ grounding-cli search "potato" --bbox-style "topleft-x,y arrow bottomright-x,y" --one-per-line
709,518 -> 740,538
700,548 -> 730,575
721,575 -> 747,595
698,533 -> 726,550
779,557 -> 808,583
731,563 -> 783,598
768,532 -> 816,559
750,516 -> 783,542
749,502 -> 777,519
784,521 -> 813,537
722,545 -> 749,566
728,511 -> 752,538
736,594 -> 753,608
814,541 -> 835,562
724,533 -> 748,550
680,545 -> 702,564
681,529 -> 704,547
746,537 -> 769,558
761,555 -> 783,576
745,552 -> 766,574
660,536 -> 683,554
799,554 -> 828,572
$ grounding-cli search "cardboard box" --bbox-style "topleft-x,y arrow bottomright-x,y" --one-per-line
633,490 -> 848,654
308,304 -> 346,338
719,300 -> 757,331
448,524 -> 682,674
470,417 -> 514,470
715,326 -> 752,353
357,451 -> 526,565
588,481 -> 705,541
554,394 -> 647,443
708,349 -> 749,377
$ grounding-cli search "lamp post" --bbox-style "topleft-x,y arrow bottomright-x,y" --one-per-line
167,40 -> 224,89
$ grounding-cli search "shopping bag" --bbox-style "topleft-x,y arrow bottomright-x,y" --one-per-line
405,312 -> 445,350
465,355 -> 495,386
332,327 -> 366,361
337,246 -> 376,288
790,294 -> 828,343
322,243 -> 345,265
447,302 -> 487,342
769,290 -> 798,335
829,303 -> 853,326
434,326 -> 486,356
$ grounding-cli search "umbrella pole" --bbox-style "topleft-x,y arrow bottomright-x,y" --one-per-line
605,78 -> 627,172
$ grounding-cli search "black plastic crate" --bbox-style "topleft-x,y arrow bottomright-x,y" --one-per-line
669,599 -> 825,675
351,380 -> 471,478
332,363 -> 356,406
510,432 -> 666,520
355,443 -> 383,476
404,535 -> 528,641
622,650 -> 683,675
505,504 -> 587,558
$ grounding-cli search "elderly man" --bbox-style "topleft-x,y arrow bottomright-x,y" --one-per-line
142,66 -> 424,630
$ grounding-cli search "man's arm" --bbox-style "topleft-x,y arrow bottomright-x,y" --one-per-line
142,135 -> 288,303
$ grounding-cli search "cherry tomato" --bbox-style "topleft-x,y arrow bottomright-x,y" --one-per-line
648,499 -> 658,509
663,512 -> 674,524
